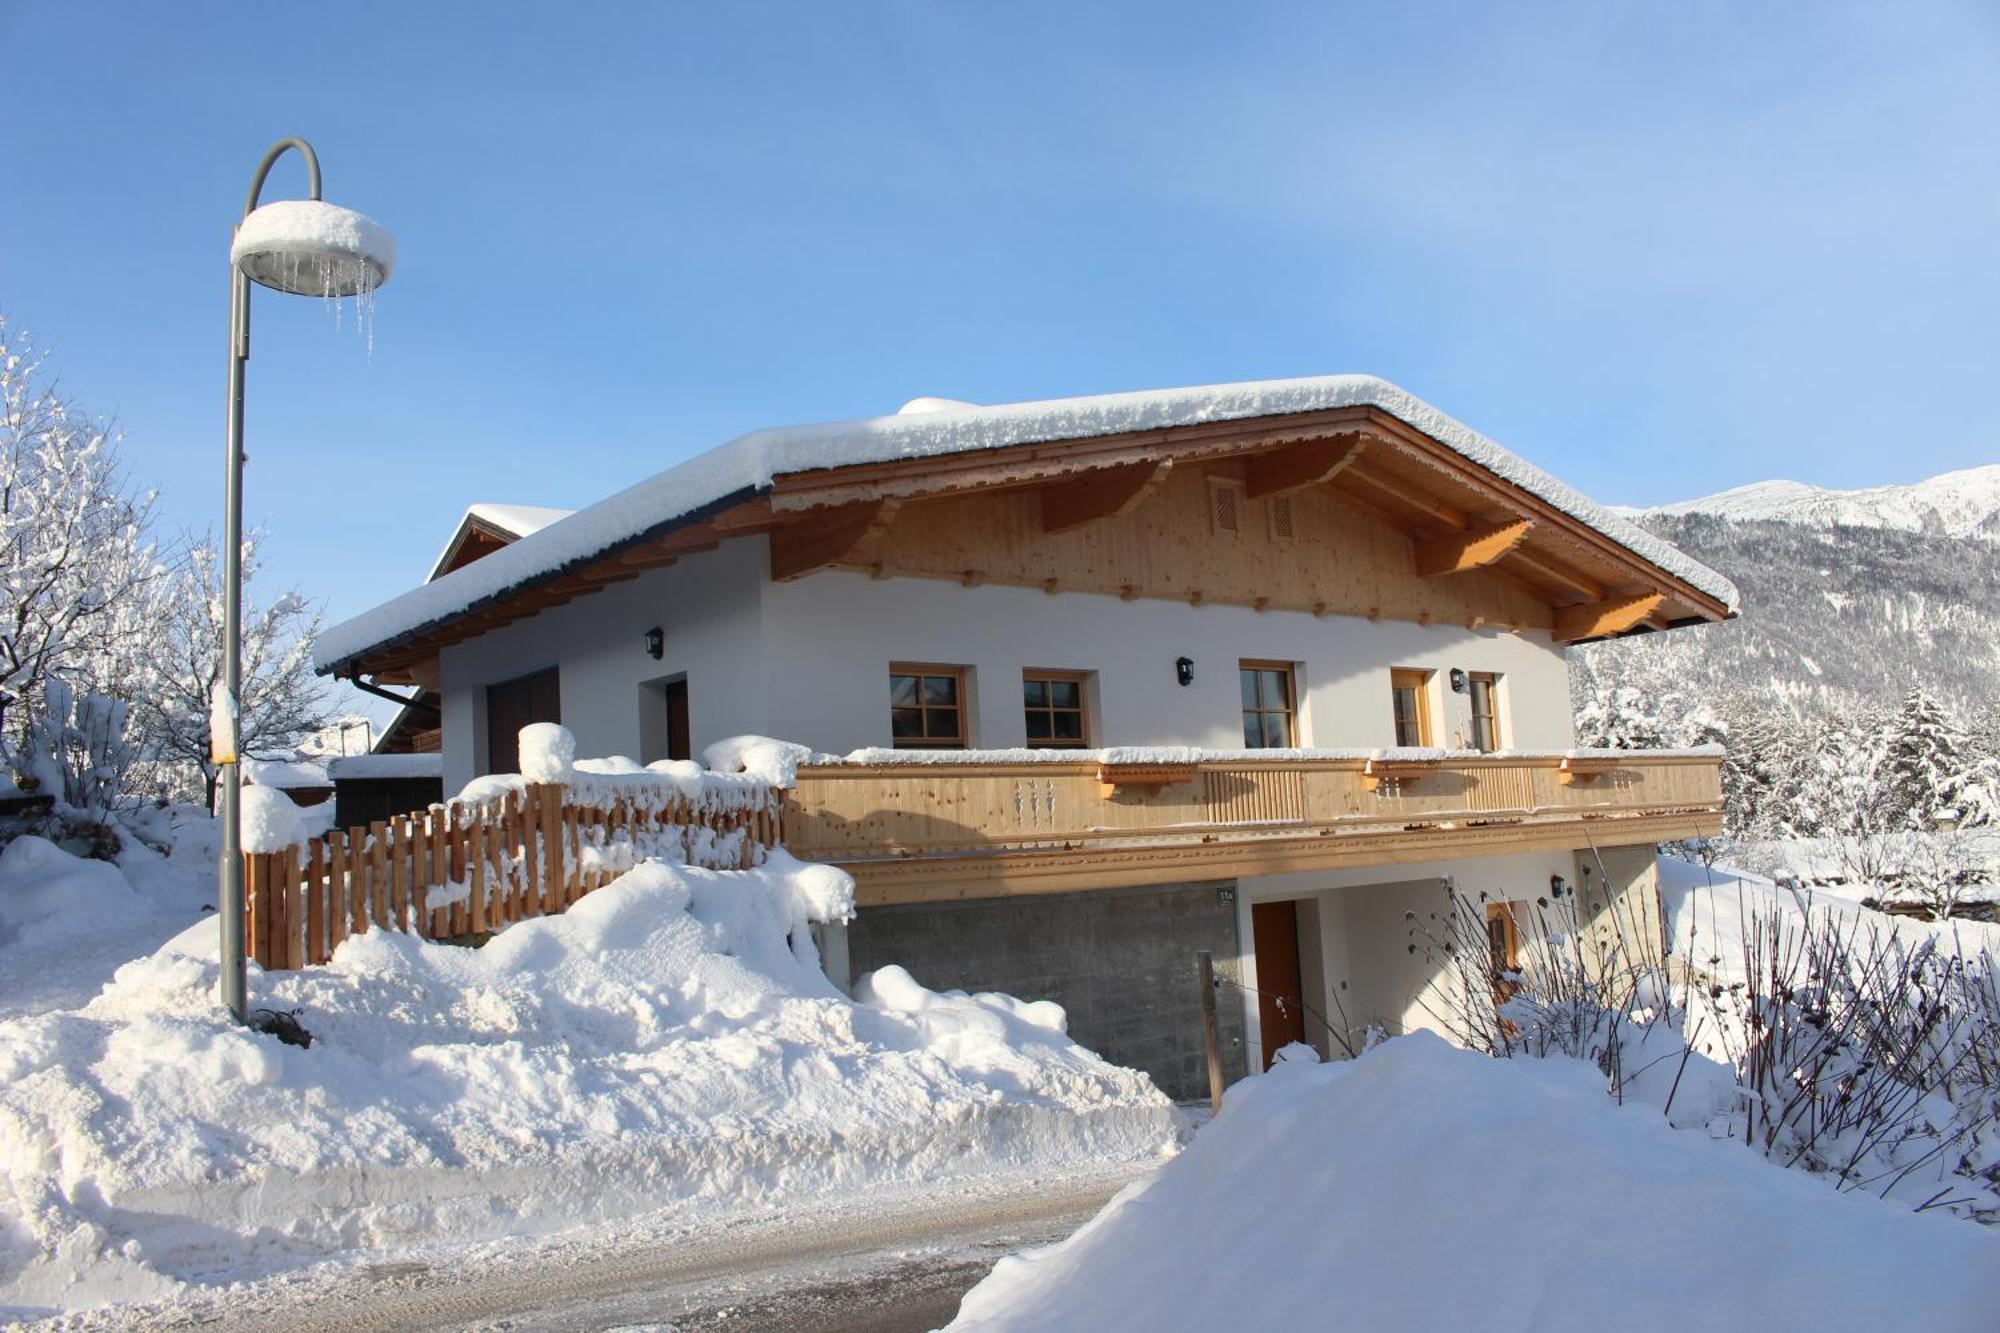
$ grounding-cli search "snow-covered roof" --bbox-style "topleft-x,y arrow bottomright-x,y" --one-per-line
321,376 -> 1741,672
424,503 -> 575,582
241,758 -> 332,791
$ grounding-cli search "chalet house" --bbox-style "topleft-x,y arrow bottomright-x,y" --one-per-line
317,376 -> 1735,1098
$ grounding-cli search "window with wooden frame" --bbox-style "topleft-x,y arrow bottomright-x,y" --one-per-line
1467,671 -> 1502,753
889,664 -> 968,748
1389,668 -> 1433,748
1239,660 -> 1297,749
1022,670 -> 1090,747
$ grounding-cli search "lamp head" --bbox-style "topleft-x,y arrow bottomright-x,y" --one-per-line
232,199 -> 395,297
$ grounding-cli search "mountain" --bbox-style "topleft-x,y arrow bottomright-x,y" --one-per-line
1576,468 -> 2000,724
1616,464 -> 2000,542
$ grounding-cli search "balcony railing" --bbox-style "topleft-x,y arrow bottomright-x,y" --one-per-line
783,748 -> 1724,902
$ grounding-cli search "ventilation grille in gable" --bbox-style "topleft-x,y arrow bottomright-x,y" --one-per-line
1269,495 -> 1296,541
1210,480 -> 1241,534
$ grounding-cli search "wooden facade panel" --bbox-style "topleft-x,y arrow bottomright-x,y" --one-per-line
859,466 -> 1554,630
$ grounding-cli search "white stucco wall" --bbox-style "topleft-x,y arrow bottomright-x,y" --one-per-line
437,540 -> 767,794
437,537 -> 1575,787
759,568 -> 1575,754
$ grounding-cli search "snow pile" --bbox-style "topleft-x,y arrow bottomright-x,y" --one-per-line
325,753 -> 443,780
947,1035 -> 2000,1332
237,784 -> 309,854
702,734 -> 825,788
317,374 -> 1739,671
0,854 -> 1174,1315
0,836 -> 140,950
516,721 -> 576,783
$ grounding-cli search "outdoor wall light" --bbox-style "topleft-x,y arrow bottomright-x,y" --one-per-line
1176,656 -> 1195,687
1449,667 -> 1468,694
1550,873 -> 1567,896
644,626 -> 664,660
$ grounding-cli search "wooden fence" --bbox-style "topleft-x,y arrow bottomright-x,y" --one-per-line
246,777 -> 783,971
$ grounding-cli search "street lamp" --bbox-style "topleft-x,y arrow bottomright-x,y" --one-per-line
217,138 -> 394,1023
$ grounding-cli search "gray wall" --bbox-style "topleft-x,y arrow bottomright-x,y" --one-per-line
845,881 -> 1249,1102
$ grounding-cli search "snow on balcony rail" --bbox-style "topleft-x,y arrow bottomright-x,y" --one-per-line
817,744 -> 1726,767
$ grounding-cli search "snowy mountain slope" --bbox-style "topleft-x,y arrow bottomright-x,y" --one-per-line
1572,504 -> 2000,721
1618,464 -> 2000,541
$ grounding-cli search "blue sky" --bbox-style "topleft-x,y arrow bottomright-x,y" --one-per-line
4,2 -> 1997,644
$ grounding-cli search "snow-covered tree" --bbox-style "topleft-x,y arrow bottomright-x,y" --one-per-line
1573,683 -> 1673,750
125,530 -> 329,809
0,317 -> 159,754
14,679 -> 134,816
1884,687 -> 1976,831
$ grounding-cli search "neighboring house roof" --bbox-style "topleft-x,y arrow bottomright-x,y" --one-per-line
426,503 -> 575,582
319,375 -> 1741,677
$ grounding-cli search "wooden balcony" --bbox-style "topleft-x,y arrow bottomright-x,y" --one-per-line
783,750 -> 1723,905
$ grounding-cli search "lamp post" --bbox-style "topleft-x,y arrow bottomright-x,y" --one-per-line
218,138 -> 394,1023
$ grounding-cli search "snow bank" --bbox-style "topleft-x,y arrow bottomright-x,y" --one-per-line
325,753 -> 443,780
317,375 -> 1739,671
0,836 -> 140,950
946,1035 -> 2000,1332
1659,855 -> 2000,986
0,854 -> 1172,1315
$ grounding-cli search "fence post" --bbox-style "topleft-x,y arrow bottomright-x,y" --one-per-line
1198,950 -> 1225,1116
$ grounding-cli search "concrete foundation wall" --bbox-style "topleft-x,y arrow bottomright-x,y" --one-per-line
844,882 -> 1249,1102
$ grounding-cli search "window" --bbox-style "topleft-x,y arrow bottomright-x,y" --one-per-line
1239,660 -> 1297,748
1267,494 -> 1296,543
1023,670 -> 1089,747
890,665 -> 968,748
1390,668 -> 1432,748
1467,672 -> 1501,753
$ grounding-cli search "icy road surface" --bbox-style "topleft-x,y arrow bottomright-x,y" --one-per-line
21,1167 -> 1144,1332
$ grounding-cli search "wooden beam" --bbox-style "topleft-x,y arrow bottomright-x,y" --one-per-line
1504,547 -> 1605,601
769,499 -> 899,581
1413,518 -> 1534,577
1553,592 -> 1665,642
1335,465 -> 1469,530
1242,435 -> 1365,500
1040,459 -> 1172,534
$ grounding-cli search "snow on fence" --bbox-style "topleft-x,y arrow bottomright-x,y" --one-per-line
244,771 -> 783,971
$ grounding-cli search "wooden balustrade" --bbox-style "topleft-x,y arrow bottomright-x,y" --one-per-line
784,751 -> 1724,902
244,779 -> 782,971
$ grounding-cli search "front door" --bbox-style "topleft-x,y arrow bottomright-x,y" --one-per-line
1251,900 -> 1307,1068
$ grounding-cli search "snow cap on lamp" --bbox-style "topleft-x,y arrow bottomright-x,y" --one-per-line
231,199 -> 396,297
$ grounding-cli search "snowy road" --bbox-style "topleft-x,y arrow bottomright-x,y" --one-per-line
38,1168 -> 1143,1333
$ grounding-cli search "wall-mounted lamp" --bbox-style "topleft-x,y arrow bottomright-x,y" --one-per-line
1175,656 -> 1195,687
1549,873 -> 1567,897
644,626 -> 664,660
1449,667 -> 1468,694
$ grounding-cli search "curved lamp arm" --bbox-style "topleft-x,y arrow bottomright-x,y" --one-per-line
242,137 -> 323,218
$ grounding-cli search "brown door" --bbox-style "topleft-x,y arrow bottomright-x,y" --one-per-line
1251,900 -> 1308,1068
665,678 -> 691,762
485,667 -> 561,775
